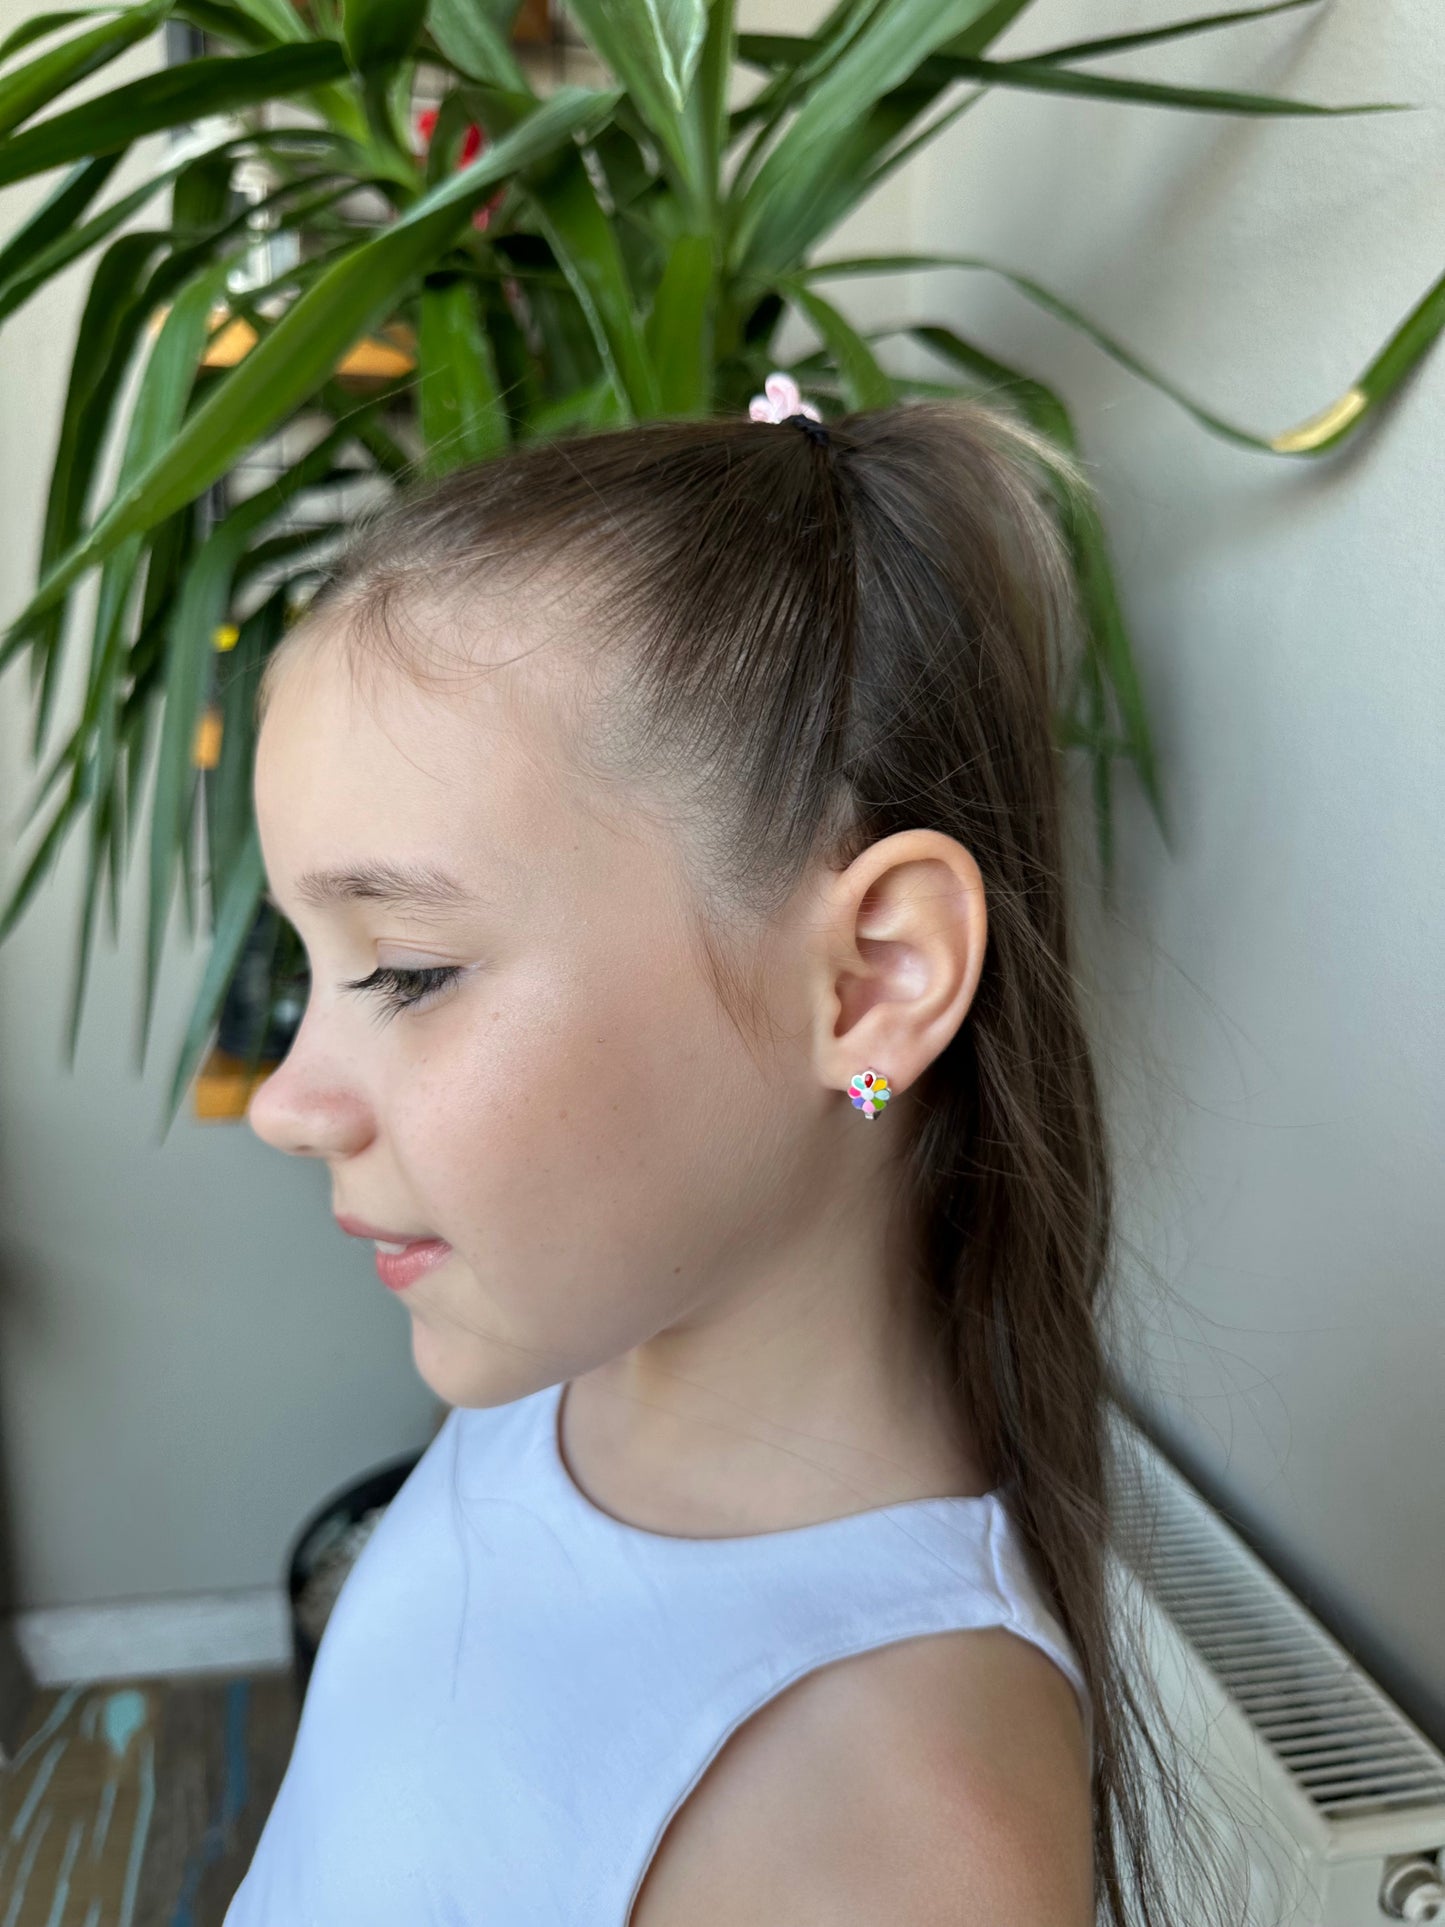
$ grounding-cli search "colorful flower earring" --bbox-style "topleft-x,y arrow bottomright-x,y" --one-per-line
849,1069 -> 890,1122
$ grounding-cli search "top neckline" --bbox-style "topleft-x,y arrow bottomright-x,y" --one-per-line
542,1377 -> 1003,1549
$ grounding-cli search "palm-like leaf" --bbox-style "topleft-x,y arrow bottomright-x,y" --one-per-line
0,0 -> 1437,1138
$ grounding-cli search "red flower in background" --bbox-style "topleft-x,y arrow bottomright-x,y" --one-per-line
416,107 -> 505,232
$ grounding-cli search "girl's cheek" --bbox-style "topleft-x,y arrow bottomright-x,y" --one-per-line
401,934 -> 700,1208
390,983 -> 579,1175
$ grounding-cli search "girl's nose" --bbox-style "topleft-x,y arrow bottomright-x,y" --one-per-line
246,1048 -> 374,1162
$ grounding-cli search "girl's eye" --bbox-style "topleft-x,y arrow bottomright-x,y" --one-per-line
342,964 -> 463,1022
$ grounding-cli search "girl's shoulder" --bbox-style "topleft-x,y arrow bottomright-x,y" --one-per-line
628,1621 -> 1094,1927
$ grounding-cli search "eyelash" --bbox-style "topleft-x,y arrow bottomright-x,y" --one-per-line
341,965 -> 463,1021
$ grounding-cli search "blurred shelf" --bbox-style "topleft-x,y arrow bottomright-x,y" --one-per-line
146,300 -> 417,379
513,0 -> 552,41
204,306 -> 416,378
194,1047 -> 281,1121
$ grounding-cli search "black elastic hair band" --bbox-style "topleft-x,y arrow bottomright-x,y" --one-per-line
784,412 -> 830,448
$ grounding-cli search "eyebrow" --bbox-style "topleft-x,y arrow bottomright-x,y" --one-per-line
265,860 -> 482,919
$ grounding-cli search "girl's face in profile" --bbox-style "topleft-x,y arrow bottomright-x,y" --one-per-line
247,615 -> 825,1411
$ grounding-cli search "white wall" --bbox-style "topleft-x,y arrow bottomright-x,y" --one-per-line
909,0 -> 1443,1739
0,0 -> 1439,1743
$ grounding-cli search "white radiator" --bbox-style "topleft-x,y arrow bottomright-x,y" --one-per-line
1107,1417 -> 1445,1927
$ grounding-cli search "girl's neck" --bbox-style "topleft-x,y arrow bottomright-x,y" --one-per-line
560,1346 -> 988,1541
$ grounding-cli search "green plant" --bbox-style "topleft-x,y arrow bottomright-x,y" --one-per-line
0,0 -> 1438,1136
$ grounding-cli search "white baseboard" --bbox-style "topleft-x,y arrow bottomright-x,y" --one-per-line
8,1588 -> 293,1687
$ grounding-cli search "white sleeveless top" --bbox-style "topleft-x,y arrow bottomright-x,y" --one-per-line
224,1379 -> 1092,1925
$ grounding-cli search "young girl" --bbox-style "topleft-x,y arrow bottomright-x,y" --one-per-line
229,378 -> 1239,1926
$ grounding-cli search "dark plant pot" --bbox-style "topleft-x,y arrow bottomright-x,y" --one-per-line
285,1451 -> 421,1702
217,904 -> 308,1062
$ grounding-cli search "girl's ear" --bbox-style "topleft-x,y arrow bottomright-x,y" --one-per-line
813,829 -> 988,1103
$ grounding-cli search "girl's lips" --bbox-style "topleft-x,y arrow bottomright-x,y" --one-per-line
374,1238 -> 452,1293
336,1211 -> 435,1243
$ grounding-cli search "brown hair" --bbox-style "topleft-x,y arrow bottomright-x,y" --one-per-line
257,398 -> 1244,1926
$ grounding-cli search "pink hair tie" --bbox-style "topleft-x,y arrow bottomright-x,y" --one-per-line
748,370 -> 824,427
748,370 -> 831,452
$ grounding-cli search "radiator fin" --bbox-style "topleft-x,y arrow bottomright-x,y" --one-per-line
1111,1444 -> 1445,1821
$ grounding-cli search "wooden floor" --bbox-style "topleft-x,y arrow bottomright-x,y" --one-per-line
0,1670 -> 299,1926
